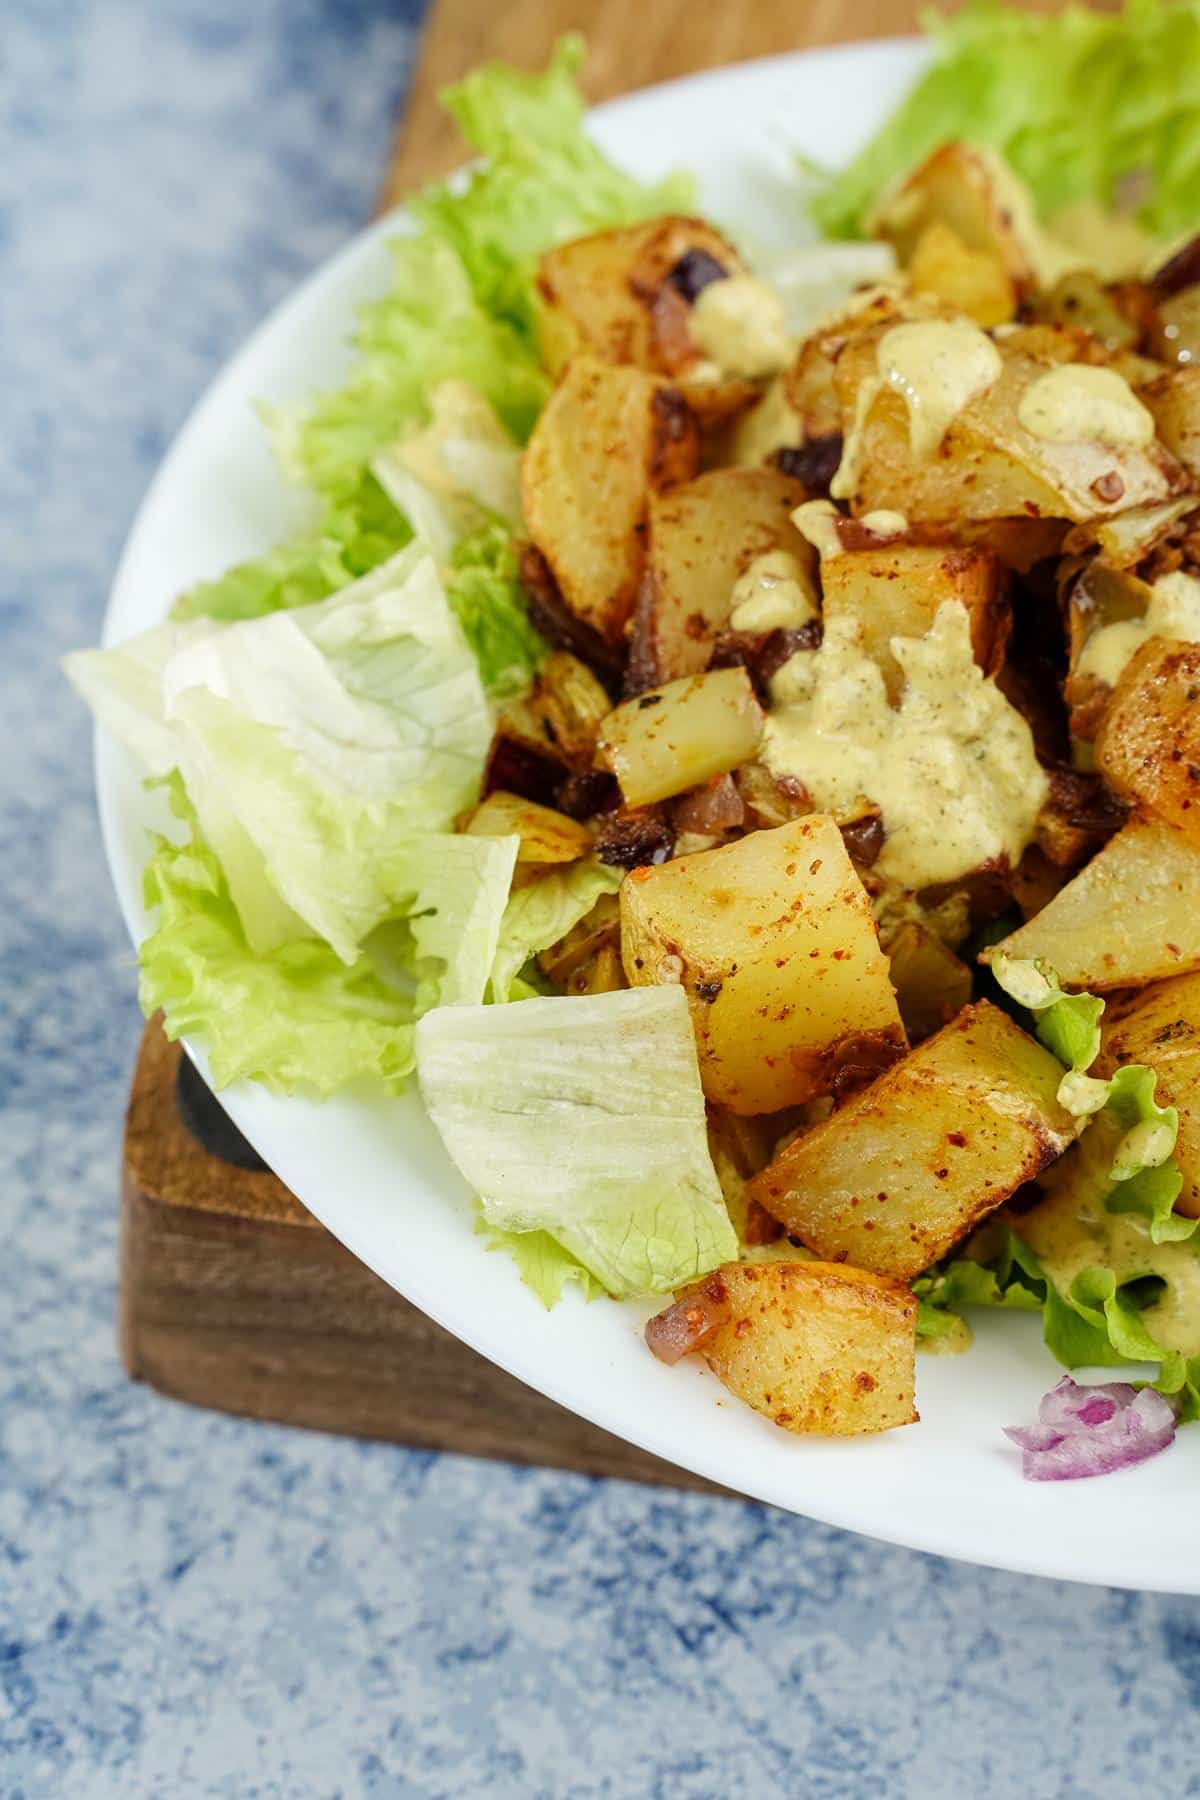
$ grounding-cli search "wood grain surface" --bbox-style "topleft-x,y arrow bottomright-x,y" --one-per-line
380,0 -> 929,206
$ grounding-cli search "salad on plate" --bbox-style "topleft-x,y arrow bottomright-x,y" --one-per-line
69,5 -> 1200,1478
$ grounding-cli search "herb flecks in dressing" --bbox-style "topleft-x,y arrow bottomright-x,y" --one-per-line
764,601 -> 1047,889
832,319 -> 1002,496
1018,363 -> 1154,447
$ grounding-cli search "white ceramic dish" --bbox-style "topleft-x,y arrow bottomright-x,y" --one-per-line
96,38 -> 1200,1591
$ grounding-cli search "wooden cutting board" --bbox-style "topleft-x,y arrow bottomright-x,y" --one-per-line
120,0 -> 925,1479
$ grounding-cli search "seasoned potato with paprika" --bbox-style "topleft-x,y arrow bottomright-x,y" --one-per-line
886,921 -> 973,1043
867,141 -> 1041,286
521,357 -> 700,645
646,1261 -> 917,1435
632,467 -> 812,683
747,1001 -> 1079,1280
620,815 -> 906,1114
833,329 -> 1184,523
820,542 -> 1008,697
1100,972 -> 1200,1218
463,792 -> 593,863
1095,638 -> 1200,846
907,220 -> 1016,328
984,813 -> 1200,989
596,667 -> 764,807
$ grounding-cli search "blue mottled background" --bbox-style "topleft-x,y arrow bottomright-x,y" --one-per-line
5,2 -> 1200,1794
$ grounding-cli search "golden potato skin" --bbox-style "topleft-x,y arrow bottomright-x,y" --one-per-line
620,816 -> 906,1114
1143,367 -> 1200,481
868,141 -> 1038,285
907,220 -> 1016,328
687,1261 -> 918,1436
985,813 -> 1200,989
521,357 -> 700,645
1096,639 -> 1200,846
834,331 -> 1184,524
819,542 -> 1008,697
1100,972 -> 1200,1217
595,667 -> 764,807
534,216 -> 743,377
747,1002 -> 1079,1280
634,468 -> 812,683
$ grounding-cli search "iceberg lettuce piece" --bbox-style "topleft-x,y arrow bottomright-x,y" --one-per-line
489,860 -> 624,1002
416,986 -> 736,1298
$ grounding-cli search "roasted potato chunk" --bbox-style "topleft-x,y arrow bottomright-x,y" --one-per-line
632,468 -> 812,683
868,141 -> 1040,286
649,1262 -> 917,1436
983,813 -> 1200,989
463,792 -> 593,863
747,1001 -> 1079,1280
907,220 -> 1016,328
596,667 -> 764,807
820,542 -> 1008,697
1095,638 -> 1200,843
620,815 -> 906,1114
521,357 -> 700,645
1140,369 -> 1200,482
886,921 -> 973,1042
534,215 -> 743,377
834,329 -> 1184,524
1100,972 -> 1200,1217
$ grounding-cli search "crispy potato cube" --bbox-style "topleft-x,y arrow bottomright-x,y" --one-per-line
521,357 -> 700,645
1143,369 -> 1200,481
907,221 -> 1016,327
620,815 -> 906,1114
657,1261 -> 917,1436
534,216 -> 743,377
463,792 -> 593,863
820,542 -> 1008,697
1101,972 -> 1200,1217
747,1001 -> 1078,1279
834,330 -> 1184,523
632,468 -> 813,683
868,142 -> 1039,284
1096,639 -> 1200,843
596,667 -> 764,807
886,921 -> 973,1042
983,813 -> 1200,989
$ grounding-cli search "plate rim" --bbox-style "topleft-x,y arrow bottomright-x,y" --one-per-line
94,35 -> 1200,1593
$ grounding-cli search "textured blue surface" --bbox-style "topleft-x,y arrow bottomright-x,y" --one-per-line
6,2 -> 1200,1794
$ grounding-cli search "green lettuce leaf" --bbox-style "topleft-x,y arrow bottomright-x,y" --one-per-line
413,36 -> 693,342
139,779 -> 517,1095
476,1212 -> 604,1308
70,547 -> 503,964
989,953 -> 1108,1113
489,859 -> 624,1002
444,526 -> 546,701
140,793 -> 417,1095
415,985 -> 737,1298
812,0 -> 1200,243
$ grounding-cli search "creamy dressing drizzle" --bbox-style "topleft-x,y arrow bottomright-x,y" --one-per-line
728,550 -> 819,634
1078,569 -> 1200,686
764,601 -> 1047,889
690,274 -> 792,380
1022,1140 -> 1200,1357
831,319 -> 1002,498
1017,363 -> 1155,447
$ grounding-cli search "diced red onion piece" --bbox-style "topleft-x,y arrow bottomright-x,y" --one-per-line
670,774 -> 746,837
645,1281 -> 732,1366
1004,1376 -> 1176,1481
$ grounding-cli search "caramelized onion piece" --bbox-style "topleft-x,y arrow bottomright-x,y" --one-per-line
645,1276 -> 732,1366
670,773 -> 745,837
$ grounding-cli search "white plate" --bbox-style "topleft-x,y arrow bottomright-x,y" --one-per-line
97,38 -> 1200,1591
